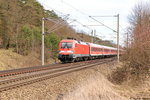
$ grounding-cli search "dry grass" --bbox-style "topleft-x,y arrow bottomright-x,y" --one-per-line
62,72 -> 128,100
61,61 -> 150,100
0,48 -> 61,71
0,49 -> 42,70
108,62 -> 150,99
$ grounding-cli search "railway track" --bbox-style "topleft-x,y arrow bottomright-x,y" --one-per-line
0,58 -> 115,92
0,59 -> 103,78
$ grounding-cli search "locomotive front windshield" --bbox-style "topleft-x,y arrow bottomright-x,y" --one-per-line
61,42 -> 72,48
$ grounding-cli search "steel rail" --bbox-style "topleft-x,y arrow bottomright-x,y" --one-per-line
0,58 -> 114,92
0,59 -> 107,78
0,61 -> 96,85
0,59 -> 108,84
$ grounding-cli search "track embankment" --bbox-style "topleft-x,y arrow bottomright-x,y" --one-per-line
0,58 -> 113,92
0,58 -> 133,100
1,58 -> 148,100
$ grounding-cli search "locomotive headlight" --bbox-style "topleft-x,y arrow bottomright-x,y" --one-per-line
67,50 -> 74,53
59,50 -> 74,53
59,51 -> 65,53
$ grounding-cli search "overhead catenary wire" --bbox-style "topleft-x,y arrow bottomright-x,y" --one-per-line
49,19 -> 76,33
41,1 -> 115,35
45,15 -> 71,33
62,1 -> 119,32
61,1 -> 123,44
60,0 -> 103,27
75,20 -> 92,31
40,2 -> 68,17
91,15 -> 117,17
89,16 -> 117,33
48,14 -> 70,30
62,1 -> 89,16
39,0 -> 124,46
47,18 -> 68,32
40,1 -> 93,34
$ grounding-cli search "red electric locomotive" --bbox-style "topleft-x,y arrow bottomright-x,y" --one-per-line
58,39 -> 90,63
58,39 -> 118,63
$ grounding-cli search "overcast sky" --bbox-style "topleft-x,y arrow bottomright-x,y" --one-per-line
37,0 -> 150,45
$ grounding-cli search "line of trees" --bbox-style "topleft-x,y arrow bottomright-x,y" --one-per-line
111,2 -> 150,84
122,2 -> 150,80
0,0 -> 61,62
110,2 -> 150,84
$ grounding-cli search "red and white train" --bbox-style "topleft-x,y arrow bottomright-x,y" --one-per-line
58,39 -> 118,63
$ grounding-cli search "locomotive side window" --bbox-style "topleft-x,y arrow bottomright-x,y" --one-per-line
61,42 -> 72,48
75,43 -> 77,47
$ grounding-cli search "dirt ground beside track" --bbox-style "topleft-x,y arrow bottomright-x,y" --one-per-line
0,49 -> 57,70
0,61 -> 130,100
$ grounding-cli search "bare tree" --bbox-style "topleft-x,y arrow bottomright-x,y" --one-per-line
125,2 -> 150,77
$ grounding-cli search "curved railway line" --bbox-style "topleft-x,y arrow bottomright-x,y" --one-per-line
0,58 -> 115,92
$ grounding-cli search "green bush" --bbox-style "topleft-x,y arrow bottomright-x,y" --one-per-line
45,33 -> 60,61
16,25 -> 41,55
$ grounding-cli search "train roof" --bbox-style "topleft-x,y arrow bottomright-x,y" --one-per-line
60,39 -> 88,45
88,42 -> 117,50
60,39 -> 117,50
60,39 -> 77,42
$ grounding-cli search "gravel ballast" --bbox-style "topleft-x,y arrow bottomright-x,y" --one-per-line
0,61 -> 128,100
